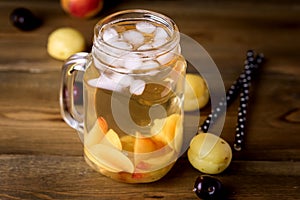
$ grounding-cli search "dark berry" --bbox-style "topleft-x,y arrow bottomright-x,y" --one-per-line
193,175 -> 223,199
73,82 -> 83,105
10,7 -> 41,31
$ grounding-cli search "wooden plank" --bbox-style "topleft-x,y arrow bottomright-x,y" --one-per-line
0,155 -> 299,200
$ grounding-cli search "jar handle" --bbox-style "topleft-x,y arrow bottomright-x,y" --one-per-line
59,52 -> 90,142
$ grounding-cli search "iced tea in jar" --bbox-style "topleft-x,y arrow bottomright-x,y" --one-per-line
60,9 -> 186,183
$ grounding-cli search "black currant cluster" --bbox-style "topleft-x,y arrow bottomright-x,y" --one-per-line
234,51 -> 264,151
199,50 -> 264,151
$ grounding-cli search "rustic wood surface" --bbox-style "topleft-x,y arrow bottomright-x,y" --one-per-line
0,0 -> 300,199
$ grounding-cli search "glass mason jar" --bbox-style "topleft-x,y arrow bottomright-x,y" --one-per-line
60,9 -> 187,183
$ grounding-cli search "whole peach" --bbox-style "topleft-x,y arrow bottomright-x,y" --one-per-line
61,0 -> 103,18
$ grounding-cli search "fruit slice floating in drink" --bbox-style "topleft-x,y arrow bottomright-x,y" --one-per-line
102,129 -> 122,150
84,117 -> 105,147
85,144 -> 134,173
152,113 -> 183,152
85,117 -> 122,150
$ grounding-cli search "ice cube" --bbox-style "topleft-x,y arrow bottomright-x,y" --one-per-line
141,61 -> 160,76
140,60 -> 159,70
110,41 -> 133,50
156,51 -> 175,65
94,49 -> 122,67
123,53 -> 142,70
129,79 -> 146,95
136,21 -> 156,34
103,28 -> 119,43
137,43 -> 153,51
156,46 -> 180,65
154,27 -> 168,40
88,76 -> 123,92
152,38 -> 167,48
103,41 -> 132,67
109,73 -> 133,88
123,30 -> 145,47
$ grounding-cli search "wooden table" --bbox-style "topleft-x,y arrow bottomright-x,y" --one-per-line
1,0 -> 299,199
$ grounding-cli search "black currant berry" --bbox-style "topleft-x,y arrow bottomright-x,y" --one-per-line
193,175 -> 223,199
73,81 -> 83,105
10,7 -> 41,31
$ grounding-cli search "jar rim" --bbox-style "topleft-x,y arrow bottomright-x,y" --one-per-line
92,9 -> 182,75
93,9 -> 180,54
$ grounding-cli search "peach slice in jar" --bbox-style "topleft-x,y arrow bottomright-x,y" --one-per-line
133,134 -> 167,171
101,129 -> 122,150
134,137 -> 161,154
86,143 -> 134,173
84,118 -> 105,147
135,147 -> 177,173
120,135 -> 135,152
152,114 -> 182,151
97,117 -> 108,133
172,115 -> 183,152
85,117 -> 122,150
120,131 -> 176,173
121,134 -> 164,153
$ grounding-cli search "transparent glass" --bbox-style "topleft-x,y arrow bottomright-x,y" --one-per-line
60,9 -> 186,183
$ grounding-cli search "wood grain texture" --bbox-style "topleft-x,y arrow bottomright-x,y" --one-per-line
0,0 -> 300,199
0,155 -> 299,200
